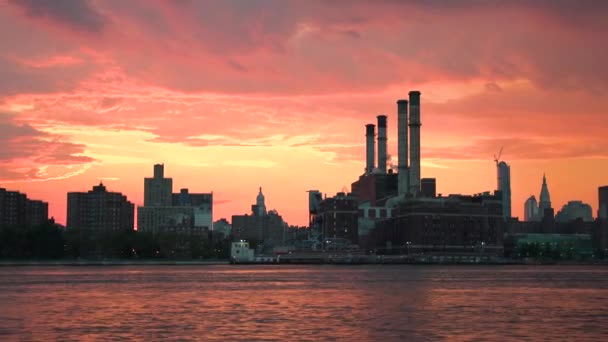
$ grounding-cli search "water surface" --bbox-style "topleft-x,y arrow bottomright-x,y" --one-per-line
1,265 -> 607,341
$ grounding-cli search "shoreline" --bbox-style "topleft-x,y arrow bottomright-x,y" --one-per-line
1,259 -> 606,267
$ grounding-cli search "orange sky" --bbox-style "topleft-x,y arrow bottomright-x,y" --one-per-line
1,1 -> 607,226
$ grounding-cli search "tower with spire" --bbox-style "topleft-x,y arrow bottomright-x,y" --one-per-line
256,187 -> 267,216
539,173 -> 552,213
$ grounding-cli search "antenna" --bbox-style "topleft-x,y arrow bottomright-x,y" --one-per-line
493,146 -> 504,165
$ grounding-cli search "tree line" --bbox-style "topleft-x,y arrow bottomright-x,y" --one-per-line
0,221 -> 231,260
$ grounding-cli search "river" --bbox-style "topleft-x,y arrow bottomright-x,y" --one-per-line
1,265 -> 607,341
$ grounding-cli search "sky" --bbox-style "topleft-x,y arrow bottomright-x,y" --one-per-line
1,0 -> 607,227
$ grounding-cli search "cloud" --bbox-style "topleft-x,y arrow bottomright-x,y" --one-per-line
9,0 -> 108,33
0,113 -> 95,181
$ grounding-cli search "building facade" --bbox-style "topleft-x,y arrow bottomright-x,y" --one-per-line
372,192 -> 504,256
67,183 -> 134,232
0,187 -> 48,228
313,192 -> 359,246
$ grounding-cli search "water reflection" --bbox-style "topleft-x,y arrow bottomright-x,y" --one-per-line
1,265 -> 607,340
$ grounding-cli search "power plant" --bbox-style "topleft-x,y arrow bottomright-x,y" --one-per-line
313,90 -> 506,257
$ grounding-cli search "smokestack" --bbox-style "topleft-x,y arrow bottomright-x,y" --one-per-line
409,91 -> 421,195
377,115 -> 387,173
365,124 -> 375,174
397,99 -> 409,195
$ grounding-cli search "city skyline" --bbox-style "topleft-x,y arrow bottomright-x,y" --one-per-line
2,1 -> 608,226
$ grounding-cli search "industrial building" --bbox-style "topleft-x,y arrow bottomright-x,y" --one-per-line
305,90 -> 505,255
137,164 -> 213,235
373,193 -> 504,256
67,183 -> 134,232
0,187 -> 48,228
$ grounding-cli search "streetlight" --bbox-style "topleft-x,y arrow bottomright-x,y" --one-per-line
406,241 -> 411,255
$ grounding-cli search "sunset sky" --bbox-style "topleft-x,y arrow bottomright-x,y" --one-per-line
1,0 -> 607,227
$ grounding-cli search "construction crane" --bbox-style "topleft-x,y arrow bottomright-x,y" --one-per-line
494,146 -> 503,165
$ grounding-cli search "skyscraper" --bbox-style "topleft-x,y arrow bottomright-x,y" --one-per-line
497,161 -> 511,219
599,186 -> 608,220
524,196 -> 539,222
256,187 -> 267,216
539,174 -> 552,214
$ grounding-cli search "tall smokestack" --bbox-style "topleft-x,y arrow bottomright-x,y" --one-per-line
365,124 -> 375,174
409,91 -> 421,195
397,99 -> 409,195
377,115 -> 387,173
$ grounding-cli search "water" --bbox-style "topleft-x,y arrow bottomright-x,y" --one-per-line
1,265 -> 607,341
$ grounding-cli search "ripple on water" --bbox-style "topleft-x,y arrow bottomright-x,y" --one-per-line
1,265 -> 608,340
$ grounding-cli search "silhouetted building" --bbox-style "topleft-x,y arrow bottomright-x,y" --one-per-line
0,188 -> 26,227
540,207 -> 556,233
26,200 -> 49,227
555,201 -> 593,223
497,161 -> 511,219
255,187 -> 267,216
373,192 -> 504,256
213,218 -> 231,238
310,192 -> 359,246
138,165 -> 213,235
524,196 -> 539,222
144,163 -> 172,206
599,186 -> 608,220
231,188 -> 287,250
351,171 -> 398,206
0,187 -> 48,228
539,174 -> 552,213
420,178 -> 436,198
67,183 -> 134,232
232,211 -> 287,248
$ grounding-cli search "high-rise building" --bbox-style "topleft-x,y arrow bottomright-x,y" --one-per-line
138,164 -> 213,234
256,187 -> 267,216
26,200 -> 49,227
524,196 -> 539,222
144,164 -> 172,206
1,187 -> 48,227
555,201 -> 594,223
67,183 -> 134,232
599,186 -> 608,220
497,161 -> 511,219
539,174 -> 552,214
